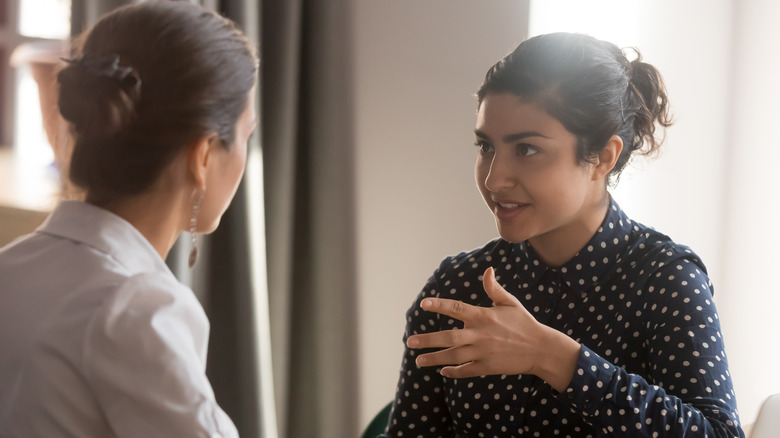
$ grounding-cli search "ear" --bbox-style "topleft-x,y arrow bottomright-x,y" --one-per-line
591,135 -> 623,181
187,134 -> 220,189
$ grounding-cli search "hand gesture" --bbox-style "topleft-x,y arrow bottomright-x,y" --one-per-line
406,267 -> 580,392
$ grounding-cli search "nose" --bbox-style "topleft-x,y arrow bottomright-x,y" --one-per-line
483,152 -> 515,193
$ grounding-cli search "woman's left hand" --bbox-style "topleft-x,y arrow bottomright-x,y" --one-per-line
406,267 -> 581,392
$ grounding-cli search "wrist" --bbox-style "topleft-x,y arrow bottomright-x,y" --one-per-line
534,326 -> 581,392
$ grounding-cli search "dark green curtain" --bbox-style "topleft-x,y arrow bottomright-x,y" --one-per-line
257,0 -> 359,436
71,0 -> 358,437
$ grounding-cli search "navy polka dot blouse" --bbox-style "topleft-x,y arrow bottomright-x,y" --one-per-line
383,200 -> 744,437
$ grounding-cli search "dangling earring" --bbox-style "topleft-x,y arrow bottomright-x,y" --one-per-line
189,189 -> 204,268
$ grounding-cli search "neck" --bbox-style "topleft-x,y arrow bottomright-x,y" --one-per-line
92,188 -> 189,261
528,191 -> 611,267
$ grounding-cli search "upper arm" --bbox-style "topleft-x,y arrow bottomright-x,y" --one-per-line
82,273 -> 236,438
644,256 -> 718,329
642,257 -> 741,428
386,264 -> 453,437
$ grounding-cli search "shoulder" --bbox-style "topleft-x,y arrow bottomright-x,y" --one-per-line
433,238 -> 512,282
419,238 -> 512,298
76,277 -> 233,437
406,239 -> 510,328
622,218 -> 708,283
93,271 -> 207,337
105,271 -> 203,315
619,220 -> 718,323
83,271 -> 209,368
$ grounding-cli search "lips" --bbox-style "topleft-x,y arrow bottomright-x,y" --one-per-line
492,199 -> 529,220
493,198 -> 529,208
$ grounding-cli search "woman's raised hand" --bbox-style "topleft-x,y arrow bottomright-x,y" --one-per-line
406,267 -> 581,392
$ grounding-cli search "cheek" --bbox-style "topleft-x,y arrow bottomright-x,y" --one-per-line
195,190 -> 223,233
219,151 -> 246,210
474,157 -> 489,187
231,147 -> 248,187
197,148 -> 247,233
535,165 -> 591,210
223,143 -> 248,186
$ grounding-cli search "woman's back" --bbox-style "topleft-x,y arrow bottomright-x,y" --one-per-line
0,201 -> 227,437
0,1 -> 257,434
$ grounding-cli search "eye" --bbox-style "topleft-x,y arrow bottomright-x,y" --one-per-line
517,143 -> 539,156
474,140 -> 494,155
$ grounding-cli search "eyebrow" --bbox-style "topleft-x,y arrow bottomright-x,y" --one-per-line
474,129 -> 551,143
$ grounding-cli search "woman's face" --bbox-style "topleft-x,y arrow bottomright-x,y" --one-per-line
474,92 -> 603,247
198,90 -> 257,233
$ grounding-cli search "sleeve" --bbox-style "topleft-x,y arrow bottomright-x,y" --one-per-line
554,257 -> 745,437
82,272 -> 238,438
382,260 -> 455,438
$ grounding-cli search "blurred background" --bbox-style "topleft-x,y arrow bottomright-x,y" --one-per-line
1,0 -> 778,436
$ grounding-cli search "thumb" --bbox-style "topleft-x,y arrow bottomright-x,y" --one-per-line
482,267 -> 521,307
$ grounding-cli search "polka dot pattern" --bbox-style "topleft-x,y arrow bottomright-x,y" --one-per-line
383,201 -> 743,437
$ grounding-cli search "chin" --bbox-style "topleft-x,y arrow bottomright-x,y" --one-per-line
498,234 -> 527,244
200,217 -> 222,234
496,225 -> 530,244
209,218 -> 222,233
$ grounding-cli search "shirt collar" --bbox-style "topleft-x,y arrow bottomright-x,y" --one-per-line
512,198 -> 634,296
36,200 -> 171,276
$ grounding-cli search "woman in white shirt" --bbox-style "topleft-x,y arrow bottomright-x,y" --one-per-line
0,2 -> 257,437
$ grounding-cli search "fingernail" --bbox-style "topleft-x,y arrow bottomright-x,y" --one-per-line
422,299 -> 432,308
440,368 -> 449,378
407,337 -> 418,348
416,356 -> 426,366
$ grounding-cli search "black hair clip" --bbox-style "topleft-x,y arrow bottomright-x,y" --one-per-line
62,54 -> 141,89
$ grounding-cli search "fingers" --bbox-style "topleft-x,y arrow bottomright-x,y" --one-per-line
482,267 -> 521,307
419,297 -> 477,320
418,267 -> 519,321
407,328 -> 472,350
414,344 -> 479,368
440,362 -> 489,379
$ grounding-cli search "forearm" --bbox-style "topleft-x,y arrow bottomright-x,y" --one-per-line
532,324 -> 580,393
556,346 -> 744,437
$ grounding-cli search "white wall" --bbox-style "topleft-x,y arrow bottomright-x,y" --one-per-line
720,0 -> 780,423
352,0 -> 529,427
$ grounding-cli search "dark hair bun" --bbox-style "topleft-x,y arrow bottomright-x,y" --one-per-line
57,54 -> 142,142
627,56 -> 673,157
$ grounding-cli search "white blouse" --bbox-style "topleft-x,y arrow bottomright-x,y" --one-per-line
0,201 -> 238,437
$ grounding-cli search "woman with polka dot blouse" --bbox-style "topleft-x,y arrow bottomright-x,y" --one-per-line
382,33 -> 744,437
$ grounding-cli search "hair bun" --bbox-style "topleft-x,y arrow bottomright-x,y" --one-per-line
625,55 -> 673,156
64,54 -> 141,87
58,53 -> 142,141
